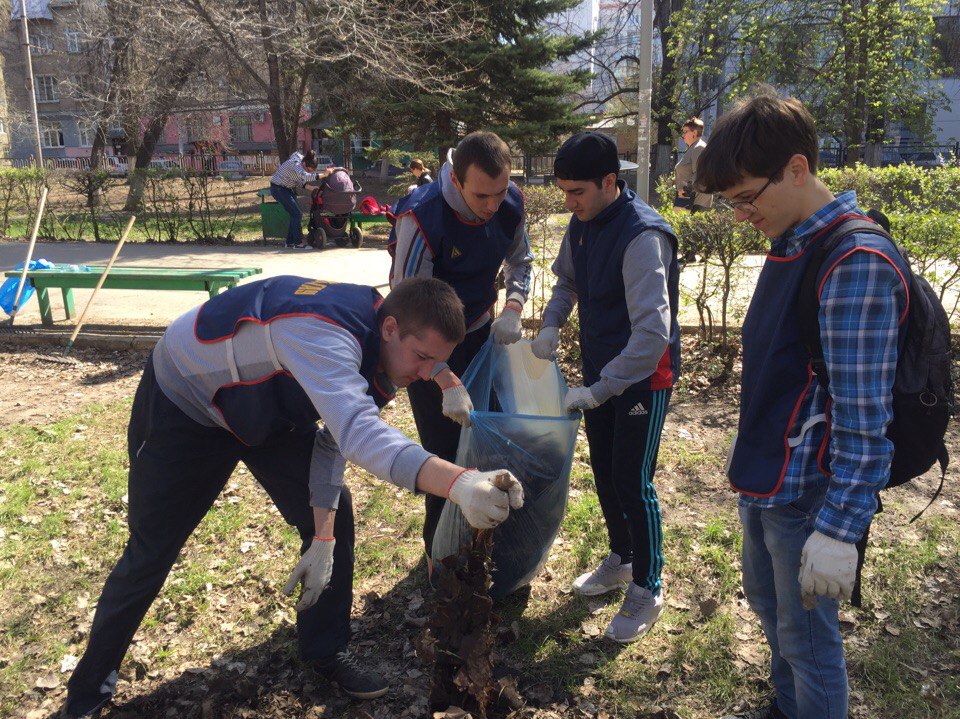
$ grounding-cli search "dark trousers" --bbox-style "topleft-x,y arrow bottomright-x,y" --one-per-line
66,359 -> 353,716
582,385 -> 671,595
407,323 -> 490,554
270,183 -> 304,246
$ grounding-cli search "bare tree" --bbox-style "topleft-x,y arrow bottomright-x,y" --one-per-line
171,0 -> 478,160
66,0 -> 213,207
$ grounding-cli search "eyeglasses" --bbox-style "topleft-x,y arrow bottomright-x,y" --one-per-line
730,175 -> 776,216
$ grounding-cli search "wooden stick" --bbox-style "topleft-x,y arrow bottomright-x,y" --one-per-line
63,215 -> 136,353
6,186 -> 48,325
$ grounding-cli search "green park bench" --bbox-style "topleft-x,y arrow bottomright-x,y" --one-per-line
3,265 -> 262,326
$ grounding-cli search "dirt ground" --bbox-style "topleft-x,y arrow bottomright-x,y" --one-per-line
0,346 -> 148,427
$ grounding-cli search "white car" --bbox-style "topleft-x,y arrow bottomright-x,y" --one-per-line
148,158 -> 181,173
316,154 -> 334,169
219,160 -> 248,181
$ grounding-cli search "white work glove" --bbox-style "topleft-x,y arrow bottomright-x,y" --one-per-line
447,469 -> 525,529
798,530 -> 858,605
563,385 -> 602,414
440,379 -> 473,427
531,325 -> 560,360
283,537 -> 335,612
490,300 -> 523,345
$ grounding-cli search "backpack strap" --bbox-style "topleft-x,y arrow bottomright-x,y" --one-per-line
797,214 -> 898,392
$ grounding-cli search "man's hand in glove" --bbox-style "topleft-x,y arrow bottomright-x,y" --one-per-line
799,530 -> 857,605
438,373 -> 473,427
447,469 -> 524,529
563,385 -> 602,413
531,325 -> 560,360
283,536 -> 335,612
491,300 -> 523,345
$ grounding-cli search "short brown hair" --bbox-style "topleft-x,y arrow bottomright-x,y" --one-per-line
452,131 -> 512,185
409,158 -> 425,172
682,117 -> 705,138
695,89 -> 819,195
379,278 -> 465,344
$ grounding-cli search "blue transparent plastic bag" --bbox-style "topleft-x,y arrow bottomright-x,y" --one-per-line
431,339 -> 581,598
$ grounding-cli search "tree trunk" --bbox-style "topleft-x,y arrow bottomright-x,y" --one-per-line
652,0 -> 683,192
841,0 -> 867,166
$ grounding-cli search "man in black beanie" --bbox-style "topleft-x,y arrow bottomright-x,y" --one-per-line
532,132 -> 681,642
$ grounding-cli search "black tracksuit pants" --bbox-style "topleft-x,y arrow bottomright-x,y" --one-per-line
582,384 -> 671,594
406,323 -> 490,555
66,358 -> 353,716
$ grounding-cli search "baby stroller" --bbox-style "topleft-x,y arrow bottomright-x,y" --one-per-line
307,167 -> 363,249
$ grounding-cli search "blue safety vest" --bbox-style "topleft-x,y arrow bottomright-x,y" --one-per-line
568,181 -> 681,390
193,277 -> 393,445
728,215 -> 910,496
388,179 -> 524,327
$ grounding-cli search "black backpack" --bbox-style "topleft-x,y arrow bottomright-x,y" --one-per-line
798,211 -> 954,607
798,211 -> 953,516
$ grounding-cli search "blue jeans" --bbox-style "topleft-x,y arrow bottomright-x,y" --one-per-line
270,183 -> 304,246
739,487 -> 848,719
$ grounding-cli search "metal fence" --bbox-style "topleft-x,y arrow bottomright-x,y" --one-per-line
3,152 -> 283,175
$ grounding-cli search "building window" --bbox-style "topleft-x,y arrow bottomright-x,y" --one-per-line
78,121 -> 95,147
186,118 -> 205,143
934,16 -> 960,77
230,115 -> 253,144
35,76 -> 59,103
41,121 -> 64,148
31,32 -> 53,55
65,29 -> 82,53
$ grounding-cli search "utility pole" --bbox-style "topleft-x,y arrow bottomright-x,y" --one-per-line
635,0 -> 654,201
19,0 -> 43,166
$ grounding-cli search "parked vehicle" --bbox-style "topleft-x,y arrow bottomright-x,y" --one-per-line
105,156 -> 128,176
219,160 -> 248,181
316,154 -> 335,169
880,147 -> 904,167
147,158 -> 181,173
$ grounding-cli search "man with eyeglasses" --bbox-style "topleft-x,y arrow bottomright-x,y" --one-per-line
696,90 -> 910,719
530,132 -> 681,643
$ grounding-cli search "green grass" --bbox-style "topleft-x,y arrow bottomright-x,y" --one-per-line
1,396 -> 958,718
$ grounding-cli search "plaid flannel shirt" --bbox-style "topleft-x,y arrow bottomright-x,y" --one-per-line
739,191 -> 908,544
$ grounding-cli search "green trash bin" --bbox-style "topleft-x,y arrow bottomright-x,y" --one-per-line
258,187 -> 299,241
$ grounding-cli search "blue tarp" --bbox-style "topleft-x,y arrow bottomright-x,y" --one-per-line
0,259 -> 57,314
431,339 -> 581,598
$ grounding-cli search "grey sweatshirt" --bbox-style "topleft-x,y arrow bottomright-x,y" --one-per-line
541,226 -> 673,404
390,161 -> 534,330
674,139 -> 713,209
152,308 -> 434,509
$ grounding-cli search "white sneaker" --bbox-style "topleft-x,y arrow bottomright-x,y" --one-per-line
571,552 -> 632,596
604,582 -> 664,643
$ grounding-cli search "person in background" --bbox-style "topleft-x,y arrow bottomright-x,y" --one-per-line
410,158 -> 434,187
270,149 -> 333,248
673,117 -> 714,214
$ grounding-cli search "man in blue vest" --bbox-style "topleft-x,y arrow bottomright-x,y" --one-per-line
696,91 -> 909,719
531,132 -> 681,643
62,277 -> 523,719
388,131 -> 533,563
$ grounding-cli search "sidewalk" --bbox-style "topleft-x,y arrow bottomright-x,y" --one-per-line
0,241 -> 393,327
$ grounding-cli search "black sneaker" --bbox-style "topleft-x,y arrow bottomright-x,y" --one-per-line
312,651 -> 389,699
721,702 -> 787,719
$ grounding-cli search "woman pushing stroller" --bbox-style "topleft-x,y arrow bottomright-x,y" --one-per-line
270,150 -> 334,248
